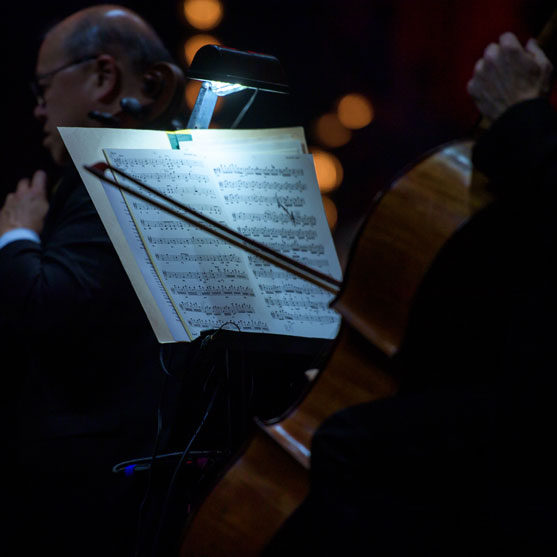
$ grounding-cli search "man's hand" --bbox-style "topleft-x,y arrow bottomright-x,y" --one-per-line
0,170 -> 49,235
467,32 -> 553,122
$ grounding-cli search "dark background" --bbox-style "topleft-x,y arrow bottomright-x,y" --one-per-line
1,0 -> 555,263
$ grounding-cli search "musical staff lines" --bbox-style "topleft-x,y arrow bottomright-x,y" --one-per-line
162,269 -> 248,281
231,210 -> 316,226
155,253 -> 242,264
170,285 -> 255,297
237,226 -> 317,241
188,317 -> 270,332
140,219 -> 187,231
104,146 -> 342,340
258,282 -> 324,297
178,301 -> 256,316
147,235 -> 224,247
213,164 -> 304,178
269,311 -> 338,324
218,179 -> 307,193
223,193 -> 305,207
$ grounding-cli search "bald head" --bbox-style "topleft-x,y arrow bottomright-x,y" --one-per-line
33,5 -> 175,165
55,5 -> 172,77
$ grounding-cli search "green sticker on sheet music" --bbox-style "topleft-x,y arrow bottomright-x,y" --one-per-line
167,133 -> 193,149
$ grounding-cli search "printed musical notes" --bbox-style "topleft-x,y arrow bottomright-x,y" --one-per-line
101,143 -> 342,341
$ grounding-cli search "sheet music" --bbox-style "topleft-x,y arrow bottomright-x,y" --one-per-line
60,126 -> 310,342
103,148 -> 342,341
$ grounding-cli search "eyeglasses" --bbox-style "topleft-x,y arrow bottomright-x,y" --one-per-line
30,54 -> 99,106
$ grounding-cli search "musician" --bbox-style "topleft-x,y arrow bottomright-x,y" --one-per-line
265,32 -> 557,556
0,6 -> 187,556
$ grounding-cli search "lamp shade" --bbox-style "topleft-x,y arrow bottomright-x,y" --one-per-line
187,45 -> 290,94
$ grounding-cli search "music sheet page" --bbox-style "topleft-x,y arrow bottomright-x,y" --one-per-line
103,147 -> 342,342
60,126 -> 311,342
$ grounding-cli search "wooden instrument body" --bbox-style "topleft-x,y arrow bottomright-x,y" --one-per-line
178,137 -> 493,555
335,139 -> 491,356
178,11 -> 557,552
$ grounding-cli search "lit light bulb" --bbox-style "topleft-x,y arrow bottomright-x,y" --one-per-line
312,113 -> 352,148
311,148 -> 343,193
337,93 -> 374,129
183,0 -> 224,31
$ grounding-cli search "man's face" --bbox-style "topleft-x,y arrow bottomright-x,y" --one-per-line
33,30 -> 98,165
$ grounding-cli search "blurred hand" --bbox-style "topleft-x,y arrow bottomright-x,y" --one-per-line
0,170 -> 49,235
467,32 -> 553,121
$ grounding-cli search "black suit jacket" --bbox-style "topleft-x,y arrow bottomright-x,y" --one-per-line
0,166 -> 171,555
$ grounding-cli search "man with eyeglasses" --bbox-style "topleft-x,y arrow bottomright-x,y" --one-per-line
0,5 -> 188,556
30,54 -> 101,159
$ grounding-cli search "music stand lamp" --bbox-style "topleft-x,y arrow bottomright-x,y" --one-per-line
186,45 -> 290,129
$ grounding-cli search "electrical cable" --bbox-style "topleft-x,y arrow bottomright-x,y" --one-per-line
132,368 -> 168,557
159,345 -> 173,377
150,379 -> 222,557
125,322 -> 242,555
230,89 -> 258,129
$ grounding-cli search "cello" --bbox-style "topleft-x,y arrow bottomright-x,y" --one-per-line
174,7 -> 557,556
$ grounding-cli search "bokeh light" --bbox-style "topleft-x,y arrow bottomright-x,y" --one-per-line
321,196 -> 338,230
337,93 -> 374,129
311,113 -> 352,148
183,0 -> 223,30
184,34 -> 221,65
310,148 -> 344,193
